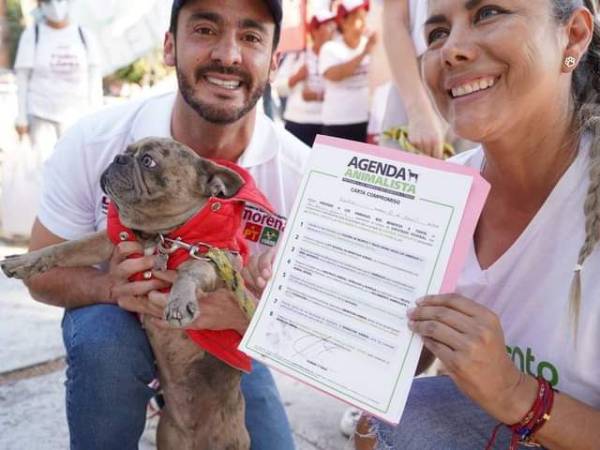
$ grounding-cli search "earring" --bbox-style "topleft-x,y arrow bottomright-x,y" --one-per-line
564,56 -> 577,69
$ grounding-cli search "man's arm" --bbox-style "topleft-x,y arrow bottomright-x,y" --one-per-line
383,0 -> 444,157
26,219 -> 168,315
25,219 -> 112,308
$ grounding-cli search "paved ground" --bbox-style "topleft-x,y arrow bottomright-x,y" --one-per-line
0,241 -> 351,450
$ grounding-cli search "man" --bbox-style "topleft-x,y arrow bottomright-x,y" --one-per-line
25,1 -> 307,449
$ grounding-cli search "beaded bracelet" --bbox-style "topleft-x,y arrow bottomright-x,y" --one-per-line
485,377 -> 555,450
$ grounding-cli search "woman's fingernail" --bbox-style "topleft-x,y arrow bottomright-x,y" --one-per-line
416,297 -> 426,305
407,320 -> 415,330
406,307 -> 416,317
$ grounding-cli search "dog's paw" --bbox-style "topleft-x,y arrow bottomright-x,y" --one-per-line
165,298 -> 198,328
0,253 -> 53,280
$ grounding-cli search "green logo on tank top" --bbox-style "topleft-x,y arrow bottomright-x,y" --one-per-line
506,345 -> 559,387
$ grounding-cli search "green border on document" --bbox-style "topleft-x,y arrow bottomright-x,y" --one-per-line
246,170 -> 456,414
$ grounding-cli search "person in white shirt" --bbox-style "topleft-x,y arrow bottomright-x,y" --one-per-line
24,0 -> 305,449
274,10 -> 336,146
319,0 -> 377,143
14,0 -> 102,160
351,0 -> 600,449
378,0 -> 446,158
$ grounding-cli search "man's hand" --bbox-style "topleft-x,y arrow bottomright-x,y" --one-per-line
241,248 -> 276,298
106,242 -> 170,318
148,286 -> 255,335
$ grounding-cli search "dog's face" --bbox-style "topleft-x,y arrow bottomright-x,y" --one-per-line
100,137 -> 244,233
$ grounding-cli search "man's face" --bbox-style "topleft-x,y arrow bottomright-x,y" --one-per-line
164,0 -> 276,124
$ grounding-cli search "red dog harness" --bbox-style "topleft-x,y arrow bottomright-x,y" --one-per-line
107,160 -> 274,373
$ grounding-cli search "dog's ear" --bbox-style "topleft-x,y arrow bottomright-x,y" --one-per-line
197,160 -> 244,198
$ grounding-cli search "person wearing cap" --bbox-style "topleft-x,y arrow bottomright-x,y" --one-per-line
319,0 -> 377,143
274,10 -> 336,146
24,0 -> 304,449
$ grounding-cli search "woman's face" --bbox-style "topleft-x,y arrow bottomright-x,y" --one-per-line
422,0 -> 569,142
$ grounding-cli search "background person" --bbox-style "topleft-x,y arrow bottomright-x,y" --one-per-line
319,0 -> 376,142
13,0 -> 102,160
357,0 -> 600,448
274,10 -> 336,147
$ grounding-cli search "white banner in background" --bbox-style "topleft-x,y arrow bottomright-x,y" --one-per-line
71,0 -> 171,75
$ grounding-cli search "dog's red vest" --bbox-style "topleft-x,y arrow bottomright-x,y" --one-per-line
106,160 -> 274,373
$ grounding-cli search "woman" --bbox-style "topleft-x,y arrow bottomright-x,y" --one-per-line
352,0 -> 600,448
319,0 -> 377,142
14,0 -> 101,159
274,10 -> 337,146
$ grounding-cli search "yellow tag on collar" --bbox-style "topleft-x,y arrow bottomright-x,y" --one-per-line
205,248 -> 256,320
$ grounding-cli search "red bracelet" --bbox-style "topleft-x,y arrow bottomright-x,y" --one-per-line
485,377 -> 555,450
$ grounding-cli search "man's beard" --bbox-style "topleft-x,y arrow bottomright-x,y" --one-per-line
177,60 -> 267,125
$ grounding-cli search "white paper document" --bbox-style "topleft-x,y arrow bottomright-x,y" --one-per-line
240,137 -> 488,424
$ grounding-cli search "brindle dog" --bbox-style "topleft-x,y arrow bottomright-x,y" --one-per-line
1,137 -> 253,450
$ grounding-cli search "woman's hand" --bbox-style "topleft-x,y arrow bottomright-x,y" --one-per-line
408,294 -> 537,424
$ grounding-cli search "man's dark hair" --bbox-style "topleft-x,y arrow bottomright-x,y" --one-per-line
169,0 -> 282,50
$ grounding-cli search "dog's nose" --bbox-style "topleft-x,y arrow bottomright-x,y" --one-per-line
114,154 -> 131,165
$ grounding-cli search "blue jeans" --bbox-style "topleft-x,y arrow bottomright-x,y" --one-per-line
370,375 -> 545,450
62,304 -> 295,450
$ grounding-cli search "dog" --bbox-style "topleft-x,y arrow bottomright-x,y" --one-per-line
1,137 -> 275,450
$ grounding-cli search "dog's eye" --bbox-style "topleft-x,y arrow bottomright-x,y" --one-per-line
141,154 -> 157,169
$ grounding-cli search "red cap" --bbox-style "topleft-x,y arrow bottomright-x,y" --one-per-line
308,9 -> 337,30
337,0 -> 370,19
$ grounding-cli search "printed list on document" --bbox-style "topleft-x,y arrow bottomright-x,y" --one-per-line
242,146 -> 473,420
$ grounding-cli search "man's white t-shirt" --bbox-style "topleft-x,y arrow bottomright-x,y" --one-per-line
275,50 -> 324,125
39,93 -> 309,256
319,36 -> 370,126
450,142 -> 600,408
14,22 -> 101,125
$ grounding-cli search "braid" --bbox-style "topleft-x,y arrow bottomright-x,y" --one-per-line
554,0 -> 600,330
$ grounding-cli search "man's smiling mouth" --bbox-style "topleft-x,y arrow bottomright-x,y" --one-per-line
205,76 -> 242,90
